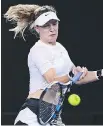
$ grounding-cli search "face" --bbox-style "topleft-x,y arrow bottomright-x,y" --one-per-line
35,19 -> 59,43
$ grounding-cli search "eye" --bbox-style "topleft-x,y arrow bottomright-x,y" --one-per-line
42,23 -> 50,28
52,22 -> 57,25
52,21 -> 58,26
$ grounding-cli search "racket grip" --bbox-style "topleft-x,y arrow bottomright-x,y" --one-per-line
71,72 -> 83,84
53,105 -> 61,119
56,105 -> 61,111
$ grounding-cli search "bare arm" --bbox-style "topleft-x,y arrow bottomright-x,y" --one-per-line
43,68 -> 70,83
72,66 -> 103,85
54,75 -> 70,83
43,66 -> 103,85
76,70 -> 102,85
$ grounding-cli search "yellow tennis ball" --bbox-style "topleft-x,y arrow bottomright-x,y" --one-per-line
68,94 -> 81,106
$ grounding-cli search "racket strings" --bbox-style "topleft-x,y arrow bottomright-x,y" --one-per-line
39,101 -> 56,123
38,83 -> 65,124
39,102 -> 55,115
50,112 -> 61,125
39,101 -> 55,114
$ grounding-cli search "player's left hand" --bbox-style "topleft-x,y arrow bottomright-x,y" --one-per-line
72,66 -> 88,80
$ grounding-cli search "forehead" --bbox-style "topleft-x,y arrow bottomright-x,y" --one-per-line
43,19 -> 58,26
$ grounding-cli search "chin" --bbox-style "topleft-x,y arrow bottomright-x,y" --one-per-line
49,40 -> 56,43
49,38 -> 57,43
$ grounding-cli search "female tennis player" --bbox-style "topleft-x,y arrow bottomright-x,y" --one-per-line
4,4 -> 103,126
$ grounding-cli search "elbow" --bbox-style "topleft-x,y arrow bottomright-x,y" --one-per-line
43,68 -> 56,84
46,77 -> 55,83
43,75 -> 55,83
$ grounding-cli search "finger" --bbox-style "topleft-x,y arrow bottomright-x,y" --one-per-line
75,66 -> 83,75
84,67 -> 88,75
76,66 -> 83,72
83,67 -> 88,77
79,67 -> 85,80
72,66 -> 80,75
80,67 -> 88,80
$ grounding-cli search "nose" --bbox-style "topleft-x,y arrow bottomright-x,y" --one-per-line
49,24 -> 55,32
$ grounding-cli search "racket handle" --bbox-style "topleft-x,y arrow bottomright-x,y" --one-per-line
56,105 -> 61,111
52,105 -> 61,119
71,72 -> 83,84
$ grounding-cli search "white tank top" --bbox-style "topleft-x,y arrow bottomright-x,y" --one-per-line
28,40 -> 74,94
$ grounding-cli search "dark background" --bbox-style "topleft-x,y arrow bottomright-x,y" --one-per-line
1,0 -> 103,125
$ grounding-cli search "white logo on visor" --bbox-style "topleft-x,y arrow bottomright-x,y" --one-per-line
45,13 -> 49,16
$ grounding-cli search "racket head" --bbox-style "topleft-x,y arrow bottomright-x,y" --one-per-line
37,73 -> 83,125
37,82 -> 64,125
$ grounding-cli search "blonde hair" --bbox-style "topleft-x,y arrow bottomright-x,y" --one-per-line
4,4 -> 56,41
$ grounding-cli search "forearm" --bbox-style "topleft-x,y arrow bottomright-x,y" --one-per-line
76,69 -> 103,84
54,74 -> 70,83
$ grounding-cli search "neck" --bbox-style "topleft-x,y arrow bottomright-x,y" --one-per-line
48,42 -> 56,45
40,39 -> 56,45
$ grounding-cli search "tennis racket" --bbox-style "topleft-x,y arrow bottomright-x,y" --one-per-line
37,72 -> 82,125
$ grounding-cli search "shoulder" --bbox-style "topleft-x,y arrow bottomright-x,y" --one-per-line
30,42 -> 46,53
56,42 -> 64,47
56,42 -> 68,52
29,42 -> 51,57
56,42 -> 66,49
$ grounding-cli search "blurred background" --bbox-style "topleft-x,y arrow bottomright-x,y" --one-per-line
1,0 -> 103,125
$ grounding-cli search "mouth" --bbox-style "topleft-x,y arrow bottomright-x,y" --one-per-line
50,34 -> 56,37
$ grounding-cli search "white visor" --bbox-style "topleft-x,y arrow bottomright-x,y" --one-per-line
31,11 -> 60,28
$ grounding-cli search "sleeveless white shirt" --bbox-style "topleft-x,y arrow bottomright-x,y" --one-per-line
28,40 -> 74,94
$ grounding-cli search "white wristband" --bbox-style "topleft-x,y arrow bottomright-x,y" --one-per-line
101,69 -> 103,76
94,71 -> 99,80
95,69 -> 103,80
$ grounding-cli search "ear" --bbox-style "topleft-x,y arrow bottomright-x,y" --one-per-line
34,26 -> 40,34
